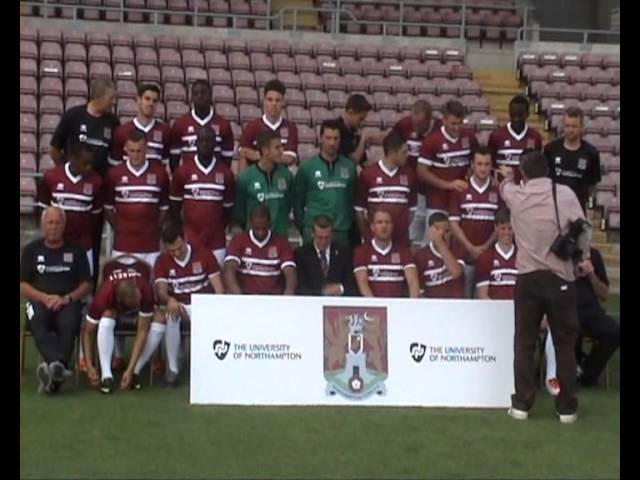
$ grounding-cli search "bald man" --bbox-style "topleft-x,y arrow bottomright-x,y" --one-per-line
20,207 -> 93,395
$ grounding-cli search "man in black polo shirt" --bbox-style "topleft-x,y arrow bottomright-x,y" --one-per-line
574,247 -> 620,387
334,94 -> 373,166
20,207 -> 93,395
543,106 -> 601,211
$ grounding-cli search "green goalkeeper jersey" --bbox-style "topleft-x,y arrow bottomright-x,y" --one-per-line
234,164 -> 294,238
294,154 -> 356,244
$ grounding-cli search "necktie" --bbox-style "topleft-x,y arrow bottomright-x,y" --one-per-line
319,250 -> 328,278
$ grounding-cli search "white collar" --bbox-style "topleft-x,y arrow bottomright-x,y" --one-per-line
372,239 -> 393,256
249,229 -> 272,249
470,176 -> 491,194
173,244 -> 192,268
495,242 -> 515,260
194,155 -> 216,175
314,243 -> 331,259
133,117 -> 156,133
441,125 -> 459,144
191,107 -> 214,127
64,162 -> 82,184
126,159 -> 149,177
378,159 -> 398,177
262,114 -> 283,131
507,122 -> 528,142
428,241 -> 442,259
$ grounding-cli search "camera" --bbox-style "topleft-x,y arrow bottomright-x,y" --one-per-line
550,218 -> 587,262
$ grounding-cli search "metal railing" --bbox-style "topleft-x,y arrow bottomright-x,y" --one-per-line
22,0 -> 534,40
517,27 -> 620,45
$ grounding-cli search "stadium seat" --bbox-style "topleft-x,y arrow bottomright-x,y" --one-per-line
216,103 -> 239,124
250,53 -> 273,72
306,90 -> 330,109
164,82 -> 187,102
298,143 -> 319,162
40,77 -> 63,97
20,41 -> 38,61
40,95 -> 64,115
20,76 -> 37,96
379,45 -> 401,61
88,44 -> 110,64
236,86 -> 258,106
212,85 -> 234,104
20,113 -> 37,135
310,107 -> 335,127
297,125 -> 316,145
232,70 -> 255,88
318,59 -> 341,76
20,59 -> 38,78
39,114 -> 62,135
253,70 -> 273,90
20,153 -> 37,173
287,106 -> 312,127
239,104 -> 261,123
344,74 -> 369,93
139,65 -> 161,84
159,48 -> 182,68
40,60 -> 63,79
328,90 -> 349,110
117,98 -> 138,119
277,71 -> 302,90
167,101 -> 189,121
323,74 -> 347,92
20,134 -> 37,155
183,50 -> 205,69
202,37 -> 225,53
89,62 -> 112,80
66,78 -> 89,98
205,51 -> 228,70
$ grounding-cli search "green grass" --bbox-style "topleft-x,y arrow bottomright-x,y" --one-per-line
20,299 -> 620,480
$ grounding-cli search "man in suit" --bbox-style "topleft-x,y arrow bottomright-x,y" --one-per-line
294,215 -> 357,296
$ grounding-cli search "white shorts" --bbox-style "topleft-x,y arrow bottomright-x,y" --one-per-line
212,248 -> 226,268
85,248 -> 94,277
167,304 -> 192,323
111,250 -> 161,269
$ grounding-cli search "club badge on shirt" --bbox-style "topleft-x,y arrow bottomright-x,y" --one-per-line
340,168 -> 349,179
277,178 -> 287,191
280,127 -> 289,139
63,252 -> 73,263
257,193 -> 265,202
193,262 -> 202,274
83,183 -> 93,195
578,158 -> 587,170
526,139 -> 536,149
214,173 -> 224,184
268,247 -> 278,259
317,181 -> 325,190
489,192 -> 498,203
104,127 -> 112,140
153,130 -> 163,142
462,138 -> 470,149
391,253 -> 400,264
400,175 -> 408,186
147,174 -> 157,185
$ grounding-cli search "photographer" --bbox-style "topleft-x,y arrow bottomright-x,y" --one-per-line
499,150 -> 591,424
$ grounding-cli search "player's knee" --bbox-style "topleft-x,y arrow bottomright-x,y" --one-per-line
154,308 -> 167,325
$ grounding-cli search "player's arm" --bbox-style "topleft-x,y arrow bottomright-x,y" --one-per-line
404,264 -> 421,298
477,284 -> 490,299
168,121 -> 183,173
156,280 -> 187,320
449,220 -> 481,259
474,252 -> 491,299
282,265 -> 297,295
208,273 -> 225,294
223,260 -> 243,294
83,289 -> 110,385
232,174 -> 248,229
281,124 -> 299,166
158,171 -> 170,226
103,173 -> 117,228
417,163 -> 467,192
354,268 -> 374,297
349,135 -> 368,165
49,113 -> 71,166
121,312 -> 151,389
430,225 -> 463,279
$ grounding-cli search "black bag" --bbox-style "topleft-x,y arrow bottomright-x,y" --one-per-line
549,182 -> 586,262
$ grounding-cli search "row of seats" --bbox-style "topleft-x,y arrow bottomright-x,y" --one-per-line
21,0 -> 271,29
522,67 -> 619,87
528,82 -> 619,102
19,30 -> 467,63
518,51 -> 620,69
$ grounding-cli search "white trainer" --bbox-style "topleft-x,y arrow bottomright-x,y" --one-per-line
557,412 -> 578,424
508,407 -> 529,420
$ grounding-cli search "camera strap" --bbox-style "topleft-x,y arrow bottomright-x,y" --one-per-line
551,181 -> 562,235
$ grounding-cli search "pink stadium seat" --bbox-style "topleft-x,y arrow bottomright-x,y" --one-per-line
560,53 -> 581,68
162,66 -> 185,84
300,73 -> 324,91
338,58 -> 363,76
135,47 -> 158,66
65,96 -> 87,111
318,59 -> 341,76
310,107 -> 335,127
112,46 -> 134,65
251,53 -> 273,72
185,67 -> 208,85
361,58 -> 386,77
39,77 -> 63,97
20,76 -> 37,96
20,27 -> 38,43
40,60 -> 63,79
117,98 -> 138,119
286,106 -> 312,128
369,76 -> 394,94
314,42 -> 335,58
216,103 -> 239,124
20,153 -> 37,173
297,125 -> 316,145
429,63 -> 452,79
344,74 -> 369,93
410,77 -> 437,95
159,49 -> 182,68
20,134 -> 37,154
39,95 -> 64,115
284,88 -> 306,107
65,78 -> 89,98
167,101 -> 189,122
246,39 -> 269,55
202,37 -> 225,53
603,54 -> 620,69
548,69 -> 570,83
443,48 -> 464,64
232,70 -> 255,88
39,29 -> 62,44
20,177 -> 37,197
229,52 -> 251,71
518,51 -> 539,67
180,35 -> 202,51
386,63 -> 407,78
324,74 -> 347,92
401,46 -> 422,62
306,90 -> 330,109
433,77 -> 457,96
292,42 -> 314,57
407,62 -> 429,79
38,134 -> 53,157
205,51 -> 228,70
357,44 -> 379,61
373,92 -> 397,111
581,53 -> 604,69
20,41 -> 37,61
298,144 -> 319,162
276,71 -> 302,90
164,82 -> 187,102
138,65 -> 161,84
253,70 -> 273,89
133,34 -> 155,50
458,79 -> 482,96
273,54 -> 296,73
111,33 -> 134,48
379,45 -> 401,61
239,104 -> 261,123
269,40 -> 292,56
88,45 -> 110,64
20,59 -> 38,78
20,113 -> 37,135
212,85 -> 235,104
450,64 -> 473,80
328,90 -> 349,110
183,50 -> 205,68
89,62 -> 112,80
236,86 -> 258,106
539,52 -> 561,67
592,69 -> 615,85
226,39 -> 247,54
295,55 -> 319,74
464,96 -> 490,114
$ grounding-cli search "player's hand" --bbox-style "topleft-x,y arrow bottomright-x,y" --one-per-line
120,370 -> 132,390
576,259 -> 594,277
469,245 -> 485,261
48,295 -> 64,311
167,298 -> 184,319
322,284 -> 343,296
449,180 -> 468,192
499,166 -> 514,181
87,365 -> 100,386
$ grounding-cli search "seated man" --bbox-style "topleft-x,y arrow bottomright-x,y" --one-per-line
353,209 -> 420,298
20,206 -> 93,394
294,214 -> 357,296
225,204 -> 297,295
132,222 -> 225,387
83,262 -> 155,394
415,212 -> 465,298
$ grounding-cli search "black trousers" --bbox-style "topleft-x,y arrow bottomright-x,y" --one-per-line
576,308 -> 620,385
513,271 -> 579,415
26,301 -> 82,367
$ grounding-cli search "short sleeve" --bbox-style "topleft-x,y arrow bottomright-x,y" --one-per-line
224,234 -> 243,265
408,170 -> 418,209
37,171 -> 52,208
223,168 -> 236,208
158,168 -> 170,210
448,190 -> 462,221
139,280 -> 155,316
103,170 -> 116,209
169,166 -> 185,202
87,281 -> 113,322
92,177 -> 104,214
352,246 -> 367,273
50,110 -> 73,150
279,239 -> 296,270
354,170 -> 368,212
284,122 -> 298,159
110,125 -> 126,165
585,147 -> 602,186
154,255 -> 168,283
238,121 -> 255,150
418,136 -> 436,166
220,119 -> 235,160
168,118 -> 183,156
474,250 -> 492,287
401,247 -> 416,269
204,250 -> 221,277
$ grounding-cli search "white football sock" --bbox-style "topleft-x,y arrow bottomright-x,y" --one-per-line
165,316 -> 181,374
134,323 -> 166,375
545,331 -> 558,381
97,317 -> 116,381
114,336 -> 126,359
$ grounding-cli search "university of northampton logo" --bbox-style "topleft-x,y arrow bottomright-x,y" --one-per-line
323,306 -> 388,400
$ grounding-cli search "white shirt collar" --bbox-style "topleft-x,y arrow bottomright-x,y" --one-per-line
441,125 -> 459,144
64,162 -> 82,184
507,122 -> 529,142
314,243 -> 331,263
428,241 -> 442,259
495,242 -> 515,260
173,244 -> 192,268
372,239 -> 393,256
470,175 -> 491,194
378,159 -> 399,177
133,117 -> 156,134
126,159 -> 150,177
249,229 -> 272,249
262,114 -> 283,131
191,107 -> 214,127
194,155 -> 216,175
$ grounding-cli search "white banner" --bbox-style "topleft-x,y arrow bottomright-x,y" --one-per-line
190,295 -> 514,408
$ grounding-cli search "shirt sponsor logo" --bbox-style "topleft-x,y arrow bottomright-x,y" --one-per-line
193,262 -> 203,274
63,252 -> 73,263
147,174 -> 157,185
578,158 -> 587,170
83,183 -> 93,195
